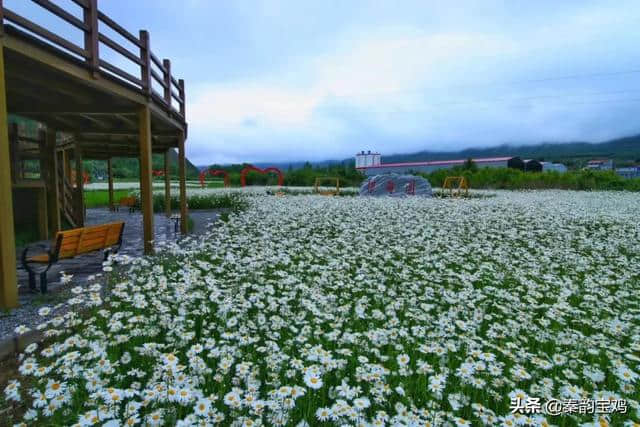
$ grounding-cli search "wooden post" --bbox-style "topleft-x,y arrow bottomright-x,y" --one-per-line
45,129 -> 60,237
139,30 -> 151,98
139,105 -> 154,254
162,59 -> 171,107
8,123 -> 17,183
38,129 -> 47,180
38,130 -> 48,238
63,149 -> 71,183
36,187 -> 48,240
107,157 -> 114,211
0,41 -> 18,309
83,0 -> 99,77
178,132 -> 187,234
179,79 -> 185,117
164,149 -> 171,217
74,143 -> 85,226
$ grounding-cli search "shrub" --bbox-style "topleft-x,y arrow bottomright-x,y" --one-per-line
421,167 -> 640,191
152,192 -> 248,213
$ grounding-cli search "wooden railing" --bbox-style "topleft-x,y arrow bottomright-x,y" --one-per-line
1,0 -> 186,119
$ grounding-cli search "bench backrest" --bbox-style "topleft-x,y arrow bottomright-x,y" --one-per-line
119,196 -> 136,207
54,222 -> 125,260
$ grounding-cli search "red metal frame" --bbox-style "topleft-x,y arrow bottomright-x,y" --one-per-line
240,165 -> 284,187
199,169 -> 230,188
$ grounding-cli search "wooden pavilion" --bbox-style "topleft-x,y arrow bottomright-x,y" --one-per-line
0,0 -> 189,308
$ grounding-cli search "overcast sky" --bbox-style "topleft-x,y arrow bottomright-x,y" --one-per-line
11,0 -> 640,164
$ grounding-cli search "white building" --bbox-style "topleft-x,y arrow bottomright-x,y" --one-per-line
586,159 -> 614,170
616,166 -> 640,179
355,151 -> 381,168
356,153 -> 524,176
541,162 -> 568,173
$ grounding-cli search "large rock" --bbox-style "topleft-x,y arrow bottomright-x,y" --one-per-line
359,174 -> 432,197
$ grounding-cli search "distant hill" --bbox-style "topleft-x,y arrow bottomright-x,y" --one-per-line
165,148 -> 200,176
86,149 -> 200,179
199,134 -> 640,171
381,135 -> 640,168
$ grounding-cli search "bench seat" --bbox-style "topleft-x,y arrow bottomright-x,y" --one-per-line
21,221 -> 125,293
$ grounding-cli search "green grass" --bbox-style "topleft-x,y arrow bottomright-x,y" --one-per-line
14,225 -> 40,248
423,167 -> 640,191
83,189 -> 132,208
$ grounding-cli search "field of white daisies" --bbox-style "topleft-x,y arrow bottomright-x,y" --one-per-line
4,190 -> 640,426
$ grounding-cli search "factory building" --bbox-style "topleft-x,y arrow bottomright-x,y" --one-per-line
541,162 -> 568,173
523,159 -> 543,172
616,166 -> 640,179
586,159 -> 614,170
355,153 -> 524,176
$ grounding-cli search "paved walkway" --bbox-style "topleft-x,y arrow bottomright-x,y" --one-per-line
15,208 -> 223,295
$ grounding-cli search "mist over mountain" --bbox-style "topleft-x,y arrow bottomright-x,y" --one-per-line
201,134 -> 640,170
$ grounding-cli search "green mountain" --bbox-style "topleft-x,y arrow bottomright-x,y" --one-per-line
85,149 -> 200,180
382,135 -> 640,168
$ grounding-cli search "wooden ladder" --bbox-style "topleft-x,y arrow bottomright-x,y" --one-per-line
57,157 -> 79,228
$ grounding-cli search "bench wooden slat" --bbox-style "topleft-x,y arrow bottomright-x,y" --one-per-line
22,221 -> 125,294
57,229 -> 84,259
104,223 -> 124,246
76,223 -> 119,255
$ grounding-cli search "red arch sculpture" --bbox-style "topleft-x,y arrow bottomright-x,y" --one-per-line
199,169 -> 230,188
152,170 -> 165,177
240,165 -> 284,187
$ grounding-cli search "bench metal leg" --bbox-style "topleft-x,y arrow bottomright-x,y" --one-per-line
39,272 -> 48,294
28,271 -> 36,291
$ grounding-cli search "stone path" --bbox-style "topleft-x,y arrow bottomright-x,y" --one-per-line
1,208 -> 223,340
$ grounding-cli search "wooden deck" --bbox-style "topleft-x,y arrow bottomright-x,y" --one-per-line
0,0 -> 190,308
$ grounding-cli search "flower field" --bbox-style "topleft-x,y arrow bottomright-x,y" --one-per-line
4,191 -> 640,426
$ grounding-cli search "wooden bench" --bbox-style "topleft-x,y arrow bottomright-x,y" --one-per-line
118,196 -> 138,213
21,222 -> 125,293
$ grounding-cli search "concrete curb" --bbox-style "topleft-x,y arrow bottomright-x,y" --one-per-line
0,330 -> 43,361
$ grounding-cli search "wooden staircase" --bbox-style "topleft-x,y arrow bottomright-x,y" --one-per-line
57,154 -> 81,228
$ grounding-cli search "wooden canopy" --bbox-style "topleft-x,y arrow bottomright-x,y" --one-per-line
0,0 -> 189,308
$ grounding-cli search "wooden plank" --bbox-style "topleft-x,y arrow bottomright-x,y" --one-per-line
74,143 -> 85,226
171,75 -> 179,89
3,9 -> 89,59
99,59 -> 142,86
139,30 -> 151,97
36,186 -> 49,240
0,42 -> 18,309
71,0 -> 89,8
162,59 -> 171,106
98,33 -> 143,66
2,34 -> 144,104
31,0 -> 90,31
83,0 -> 98,76
150,52 -> 163,70
164,149 -> 171,217
150,68 -> 165,89
97,11 -> 142,48
107,157 -> 114,211
179,79 -> 185,117
8,123 -> 18,183
45,129 -> 61,237
178,131 -> 187,234
139,105 -> 154,254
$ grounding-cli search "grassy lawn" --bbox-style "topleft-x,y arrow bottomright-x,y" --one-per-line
83,189 -> 132,208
